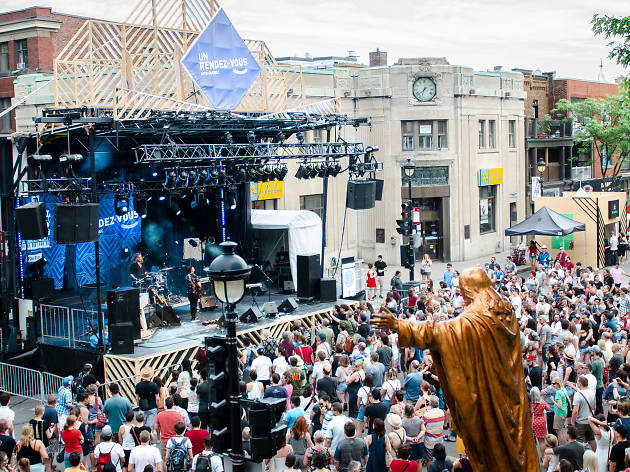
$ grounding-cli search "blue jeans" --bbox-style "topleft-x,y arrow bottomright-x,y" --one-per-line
611,250 -> 618,265
142,408 -> 158,427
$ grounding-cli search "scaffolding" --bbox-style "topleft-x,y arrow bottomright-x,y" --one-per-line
53,0 -> 311,119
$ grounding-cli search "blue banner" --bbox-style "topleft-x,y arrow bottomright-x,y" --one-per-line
181,8 -> 261,110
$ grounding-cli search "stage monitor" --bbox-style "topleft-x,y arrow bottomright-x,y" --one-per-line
239,306 -> 263,323
278,297 -> 298,313
262,302 -> 278,318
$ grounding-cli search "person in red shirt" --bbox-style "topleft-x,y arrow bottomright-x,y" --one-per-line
184,416 -> 209,456
154,397 -> 182,457
61,415 -> 84,468
389,444 -> 418,472
294,334 -> 314,365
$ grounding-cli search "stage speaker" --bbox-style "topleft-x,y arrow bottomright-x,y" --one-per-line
283,280 -> 295,294
346,180 -> 376,210
147,314 -> 165,329
54,203 -> 100,244
29,277 -> 55,300
239,306 -> 263,323
297,255 -> 320,299
200,296 -> 216,309
16,202 -> 48,240
278,297 -> 298,313
262,302 -> 278,318
109,321 -> 134,354
107,287 -> 141,339
319,278 -> 337,303
373,179 -> 384,201
200,280 -> 213,297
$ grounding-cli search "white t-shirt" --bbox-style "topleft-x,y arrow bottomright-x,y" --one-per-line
251,356 -> 272,381
128,445 -> 162,472
0,406 -> 15,426
325,414 -> 351,454
174,406 -> 190,426
611,235 -> 619,251
192,451 -> 223,472
94,441 -> 125,472
272,357 -> 288,377
382,379 -> 401,401
187,389 -> 199,414
511,295 -> 522,319
358,386 -> 370,407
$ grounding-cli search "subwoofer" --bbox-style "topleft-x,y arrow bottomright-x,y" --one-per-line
107,287 -> 141,339
297,255 -> 320,299
54,203 -> 100,244
16,202 -> 48,240
278,297 -> 298,313
109,321 -> 134,354
239,306 -> 263,323
319,278 -> 337,303
346,180 -> 376,210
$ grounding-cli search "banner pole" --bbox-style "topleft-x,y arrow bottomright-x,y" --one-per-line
89,127 -> 104,350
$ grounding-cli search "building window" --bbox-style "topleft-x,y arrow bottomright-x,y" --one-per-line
402,121 -> 414,151
508,120 -> 516,148
376,228 -> 385,244
0,98 -> 11,132
401,120 -> 448,151
478,120 -> 486,149
0,43 -> 8,75
437,120 -> 448,149
479,185 -> 496,234
300,194 -> 323,219
488,120 -> 496,148
418,121 -> 433,149
16,40 -> 28,69
252,199 -> 277,210
402,166 -> 449,186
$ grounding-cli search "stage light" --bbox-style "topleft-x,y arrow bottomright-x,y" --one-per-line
296,132 -> 305,144
187,169 -> 197,186
274,166 -> 288,181
114,193 -> 130,216
59,153 -> 83,162
151,171 -> 159,177
179,170 -> 190,182
169,194 -> 182,216
262,167 -> 274,182
247,131 -> 256,144
198,169 -> 208,184
28,154 -> 53,162
273,131 -> 285,143
236,167 -> 247,182
26,256 -> 48,279
158,195 -> 166,201
316,164 -> 327,178
133,194 -> 148,219
304,164 -> 316,179
223,131 -> 234,145
330,162 -> 342,177
164,170 -> 177,188
295,165 -> 306,179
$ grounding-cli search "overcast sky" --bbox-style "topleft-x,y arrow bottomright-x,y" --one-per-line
10,0 -> 629,80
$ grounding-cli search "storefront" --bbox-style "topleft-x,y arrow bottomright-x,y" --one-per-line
534,191 -> 627,268
412,198 -> 443,259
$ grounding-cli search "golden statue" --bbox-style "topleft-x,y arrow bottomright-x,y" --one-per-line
372,267 -> 539,471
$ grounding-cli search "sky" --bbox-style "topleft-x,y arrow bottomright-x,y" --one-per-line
9,0 -> 630,81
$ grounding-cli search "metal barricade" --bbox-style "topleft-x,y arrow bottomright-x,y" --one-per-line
40,304 -> 99,348
97,363 -> 180,404
0,362 -> 64,402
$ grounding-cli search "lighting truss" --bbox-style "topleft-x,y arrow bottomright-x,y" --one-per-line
134,142 -> 365,164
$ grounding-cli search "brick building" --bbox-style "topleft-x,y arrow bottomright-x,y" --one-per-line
0,6 -> 93,133
512,68 -> 554,119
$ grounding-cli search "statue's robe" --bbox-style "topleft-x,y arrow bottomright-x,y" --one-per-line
397,298 -> 539,471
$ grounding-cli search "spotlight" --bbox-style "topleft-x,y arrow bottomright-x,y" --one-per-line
28,154 -> 53,162
179,170 -> 190,182
59,154 -> 83,162
273,131 -> 285,143
329,162 -> 342,177
247,131 -> 256,144
223,131 -> 234,145
187,169 -> 197,186
262,167 -> 274,181
274,166 -> 288,181
26,257 -> 48,279
198,169 -> 208,184
158,195 -> 166,201
164,171 -> 177,188
295,165 -> 306,179
248,167 -> 259,181
210,169 -> 219,182
133,194 -> 148,219
316,164 -> 327,178
151,171 -> 159,177
305,164 -> 316,179
236,167 -> 247,181
114,193 -> 130,216
296,132 -> 305,144
169,194 -> 182,216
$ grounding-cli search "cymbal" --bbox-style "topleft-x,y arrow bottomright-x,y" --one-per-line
159,267 -> 175,271
203,267 -> 211,272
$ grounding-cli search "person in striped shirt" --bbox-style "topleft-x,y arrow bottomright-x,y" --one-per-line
419,395 -> 444,467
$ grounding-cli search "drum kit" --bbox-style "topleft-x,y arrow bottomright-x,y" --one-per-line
135,266 -> 181,303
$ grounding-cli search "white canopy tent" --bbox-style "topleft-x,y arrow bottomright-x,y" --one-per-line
250,210 -> 322,289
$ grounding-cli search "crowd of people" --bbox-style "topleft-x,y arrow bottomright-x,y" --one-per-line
4,239 -> 630,472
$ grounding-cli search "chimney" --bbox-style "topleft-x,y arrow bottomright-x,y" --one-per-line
369,48 -> 387,67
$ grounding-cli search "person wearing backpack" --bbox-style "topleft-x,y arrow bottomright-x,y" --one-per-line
191,435 -> 223,472
164,422 -> 192,472
94,426 -> 125,472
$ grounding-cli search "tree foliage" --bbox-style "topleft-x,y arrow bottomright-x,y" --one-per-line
592,14 -> 630,79
554,95 -> 630,190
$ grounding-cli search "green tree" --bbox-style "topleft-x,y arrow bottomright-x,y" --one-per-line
592,14 -> 630,79
554,94 -> 630,190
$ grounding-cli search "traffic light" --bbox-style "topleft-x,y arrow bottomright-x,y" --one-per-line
400,244 -> 415,269
396,200 -> 412,236
204,336 -> 229,453
248,397 -> 288,462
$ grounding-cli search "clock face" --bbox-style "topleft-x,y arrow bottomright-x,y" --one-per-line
412,77 -> 437,102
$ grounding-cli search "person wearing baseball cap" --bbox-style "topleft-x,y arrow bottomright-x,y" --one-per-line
94,425 -> 125,472
56,376 -> 74,429
610,423 -> 630,472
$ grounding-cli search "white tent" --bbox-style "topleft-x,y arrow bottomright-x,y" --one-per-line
250,210 -> 322,289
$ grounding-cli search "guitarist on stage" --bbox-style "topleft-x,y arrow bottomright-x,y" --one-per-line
130,253 -> 147,285
186,265 -> 201,322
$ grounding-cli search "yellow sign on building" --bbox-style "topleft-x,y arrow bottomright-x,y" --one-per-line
250,180 -> 284,201
478,168 -> 503,186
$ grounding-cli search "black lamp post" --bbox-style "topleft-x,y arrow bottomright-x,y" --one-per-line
208,241 -> 251,472
537,156 -> 547,196
403,157 -> 416,281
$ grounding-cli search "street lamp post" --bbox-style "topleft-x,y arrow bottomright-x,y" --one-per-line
537,156 -> 547,196
208,242 -> 251,472
403,157 -> 416,282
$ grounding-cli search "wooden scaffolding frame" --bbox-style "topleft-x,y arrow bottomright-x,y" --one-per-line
54,0 -> 308,119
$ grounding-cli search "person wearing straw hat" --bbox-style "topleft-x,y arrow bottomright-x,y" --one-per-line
538,245 -> 552,270
136,366 -> 159,427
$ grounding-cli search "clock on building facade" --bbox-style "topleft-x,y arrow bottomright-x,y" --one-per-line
412,77 -> 437,102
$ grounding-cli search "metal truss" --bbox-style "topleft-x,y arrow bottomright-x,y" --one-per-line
134,142 -> 366,163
